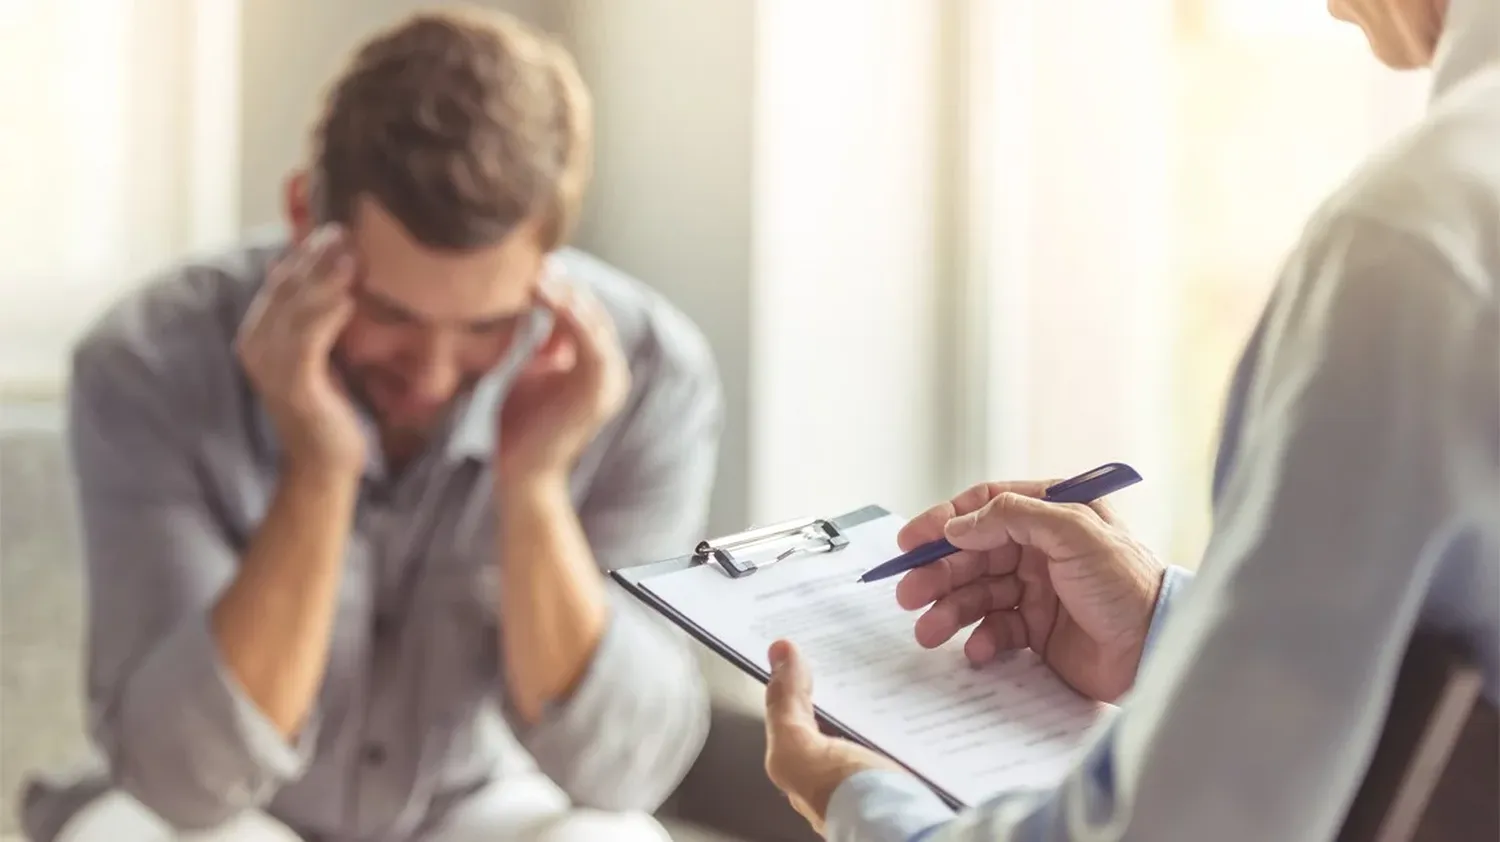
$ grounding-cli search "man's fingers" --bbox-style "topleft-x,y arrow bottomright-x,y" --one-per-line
895,499 -> 959,552
515,321 -> 578,381
765,640 -> 817,735
897,480 -> 1063,552
250,225 -> 351,341
536,278 -> 620,372
279,224 -> 344,294
964,610 -> 1029,664
555,285 -> 620,374
902,477 -> 1124,552
944,492 -> 1108,561
287,254 -> 355,348
289,251 -> 353,311
894,552 -> 973,610
912,575 -> 1021,648
894,542 -> 1019,610
1088,496 -> 1124,527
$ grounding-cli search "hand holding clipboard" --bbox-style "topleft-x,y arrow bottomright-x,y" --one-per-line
611,460 -> 1153,808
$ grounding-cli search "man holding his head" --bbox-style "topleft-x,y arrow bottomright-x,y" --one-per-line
763,0 -> 1499,839
23,8 -> 721,842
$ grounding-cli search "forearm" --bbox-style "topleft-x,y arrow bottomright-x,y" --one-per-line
496,473 -> 708,809
210,463 -> 358,736
496,473 -> 610,724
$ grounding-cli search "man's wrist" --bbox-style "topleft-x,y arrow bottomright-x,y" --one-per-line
504,462 -> 573,501
279,455 -> 363,499
496,468 -> 573,519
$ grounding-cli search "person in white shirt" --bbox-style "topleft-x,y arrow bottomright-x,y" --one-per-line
759,1 -> 1500,840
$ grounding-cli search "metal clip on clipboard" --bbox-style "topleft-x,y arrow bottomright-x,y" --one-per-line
694,516 -> 850,579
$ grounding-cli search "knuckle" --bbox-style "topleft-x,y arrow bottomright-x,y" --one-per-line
1060,502 -> 1097,522
1051,503 -> 1090,529
992,491 -> 1027,514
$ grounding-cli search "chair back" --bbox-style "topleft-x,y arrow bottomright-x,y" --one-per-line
1338,631 -> 1498,842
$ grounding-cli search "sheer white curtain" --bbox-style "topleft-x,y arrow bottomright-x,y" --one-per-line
956,0 -> 1429,561
0,0 -> 240,391
954,0 -> 1178,552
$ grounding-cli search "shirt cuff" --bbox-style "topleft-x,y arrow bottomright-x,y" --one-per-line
120,611 -> 318,806
1141,564 -> 1195,665
825,769 -> 956,842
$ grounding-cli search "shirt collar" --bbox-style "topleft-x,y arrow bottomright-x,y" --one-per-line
1431,0 -> 1500,102
442,302 -> 553,461
442,369 -> 507,460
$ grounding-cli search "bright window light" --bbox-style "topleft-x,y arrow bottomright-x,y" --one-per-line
1209,0 -> 1353,37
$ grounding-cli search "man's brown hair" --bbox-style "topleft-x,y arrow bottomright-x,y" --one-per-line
309,6 -> 592,252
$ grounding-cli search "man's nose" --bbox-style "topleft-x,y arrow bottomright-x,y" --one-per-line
410,333 -> 462,401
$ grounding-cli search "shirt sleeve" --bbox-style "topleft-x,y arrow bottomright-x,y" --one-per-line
1140,565 -> 1195,664
68,335 -> 317,830
513,313 -> 724,812
825,215 -> 1495,842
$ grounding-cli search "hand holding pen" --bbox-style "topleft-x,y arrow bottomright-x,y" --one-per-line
879,463 -> 1167,704
860,463 -> 1142,582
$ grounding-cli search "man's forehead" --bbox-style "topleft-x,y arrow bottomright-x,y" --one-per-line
348,200 -> 546,321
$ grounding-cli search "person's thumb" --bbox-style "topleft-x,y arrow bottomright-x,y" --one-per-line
944,491 -> 1097,557
765,640 -> 816,735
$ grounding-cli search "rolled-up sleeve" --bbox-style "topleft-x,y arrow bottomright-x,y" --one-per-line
514,309 -> 723,810
69,338 -> 314,829
518,596 -> 709,810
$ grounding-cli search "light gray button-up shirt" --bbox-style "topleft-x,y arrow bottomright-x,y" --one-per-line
823,9 -> 1500,841
21,236 -> 724,842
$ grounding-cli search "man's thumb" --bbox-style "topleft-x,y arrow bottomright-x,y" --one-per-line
947,491 -> 1102,558
766,640 -> 815,729
943,492 -> 1050,549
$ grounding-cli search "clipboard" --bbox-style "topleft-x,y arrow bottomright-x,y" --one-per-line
611,505 -> 969,809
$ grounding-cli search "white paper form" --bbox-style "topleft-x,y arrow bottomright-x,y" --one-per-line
641,514 -> 1107,806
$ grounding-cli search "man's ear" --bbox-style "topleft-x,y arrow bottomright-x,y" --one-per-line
283,170 -> 316,242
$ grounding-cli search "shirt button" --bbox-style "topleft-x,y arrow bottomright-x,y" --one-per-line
361,743 -> 387,766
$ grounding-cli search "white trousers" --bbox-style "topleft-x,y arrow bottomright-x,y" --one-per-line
54,775 -> 673,842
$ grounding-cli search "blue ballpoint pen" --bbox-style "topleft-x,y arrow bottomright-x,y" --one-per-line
856,462 -> 1143,583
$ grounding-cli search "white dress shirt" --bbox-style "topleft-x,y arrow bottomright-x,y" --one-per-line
825,3 -> 1500,840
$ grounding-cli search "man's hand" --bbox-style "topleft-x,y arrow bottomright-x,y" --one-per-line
236,224 -> 365,475
492,279 -> 625,721
764,640 -> 903,836
215,224 -> 367,737
497,278 -> 630,484
896,482 -> 1165,703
